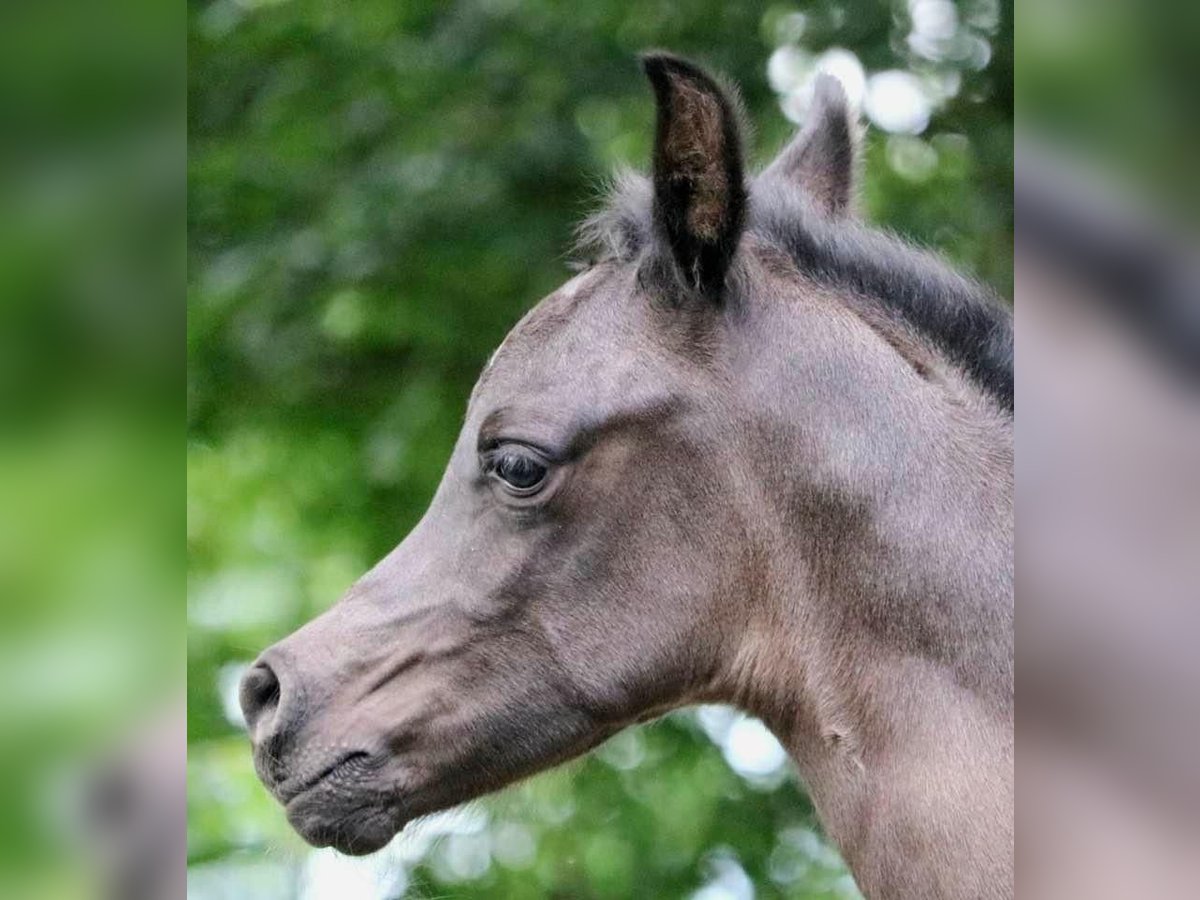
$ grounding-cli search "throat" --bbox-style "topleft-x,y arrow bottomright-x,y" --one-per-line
728,609 -> 1013,899
719,466 -> 1013,896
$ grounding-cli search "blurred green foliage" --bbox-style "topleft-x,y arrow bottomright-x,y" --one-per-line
187,1 -> 1011,897
1016,0 -> 1200,219
0,0 -> 181,896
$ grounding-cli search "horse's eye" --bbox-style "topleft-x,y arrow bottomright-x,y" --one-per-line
491,447 -> 549,494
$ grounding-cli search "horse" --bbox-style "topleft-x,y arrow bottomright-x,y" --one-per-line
240,53 -> 1013,899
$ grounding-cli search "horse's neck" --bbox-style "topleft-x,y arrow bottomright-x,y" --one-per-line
734,526 -> 1013,899
751,598 -> 1010,882
727,307 -> 1013,898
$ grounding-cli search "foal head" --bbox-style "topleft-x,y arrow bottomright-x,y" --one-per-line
241,55 -> 1012,855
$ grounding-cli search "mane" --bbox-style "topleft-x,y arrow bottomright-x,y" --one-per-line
576,171 -> 1014,411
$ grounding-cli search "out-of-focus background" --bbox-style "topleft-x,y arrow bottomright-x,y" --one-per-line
6,0 -> 1198,897
0,0 -> 182,898
2,0 -> 1010,898
186,1 -> 1010,898
1016,0 -> 1200,897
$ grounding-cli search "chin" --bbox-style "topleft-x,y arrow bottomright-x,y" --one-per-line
285,789 -> 405,856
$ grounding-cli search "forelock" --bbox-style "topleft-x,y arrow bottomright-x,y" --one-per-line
573,169 -> 653,264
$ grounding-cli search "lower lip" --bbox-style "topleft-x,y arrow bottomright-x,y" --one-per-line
288,806 -> 399,856
283,778 -> 403,856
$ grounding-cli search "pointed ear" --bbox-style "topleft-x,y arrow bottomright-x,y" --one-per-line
641,52 -> 747,299
762,75 -> 858,218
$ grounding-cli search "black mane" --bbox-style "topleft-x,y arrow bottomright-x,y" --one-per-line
578,171 -> 1014,411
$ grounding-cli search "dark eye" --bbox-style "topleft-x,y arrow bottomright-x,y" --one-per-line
490,446 -> 549,494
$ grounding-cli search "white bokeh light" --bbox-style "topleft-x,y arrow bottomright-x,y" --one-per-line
907,0 -> 959,60
690,852 -> 756,900
780,47 -> 866,125
813,47 -> 867,110
771,11 -> 809,45
886,135 -> 939,182
864,70 -> 933,135
300,847 -> 407,900
492,821 -> 537,870
218,661 -> 249,729
767,45 -> 811,95
723,716 -> 789,778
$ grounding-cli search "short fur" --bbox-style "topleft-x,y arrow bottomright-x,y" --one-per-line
579,96 -> 1013,410
242,55 -> 1014,900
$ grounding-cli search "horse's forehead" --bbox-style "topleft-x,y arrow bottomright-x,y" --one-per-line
481,264 -> 629,387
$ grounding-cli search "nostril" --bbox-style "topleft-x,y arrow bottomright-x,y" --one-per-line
239,661 -> 281,735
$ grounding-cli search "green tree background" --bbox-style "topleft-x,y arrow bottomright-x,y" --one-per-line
187,1 -> 1012,897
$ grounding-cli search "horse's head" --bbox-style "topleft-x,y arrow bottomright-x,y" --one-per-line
240,54 -> 1008,856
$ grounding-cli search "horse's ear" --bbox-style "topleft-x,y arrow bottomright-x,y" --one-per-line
761,75 -> 858,218
642,52 -> 747,300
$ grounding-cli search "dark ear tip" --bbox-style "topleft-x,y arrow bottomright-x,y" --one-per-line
639,50 -> 672,73
639,51 -> 718,93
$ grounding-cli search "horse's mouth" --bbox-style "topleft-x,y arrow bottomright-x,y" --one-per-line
280,752 -> 405,856
286,794 -> 402,856
275,751 -> 372,805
